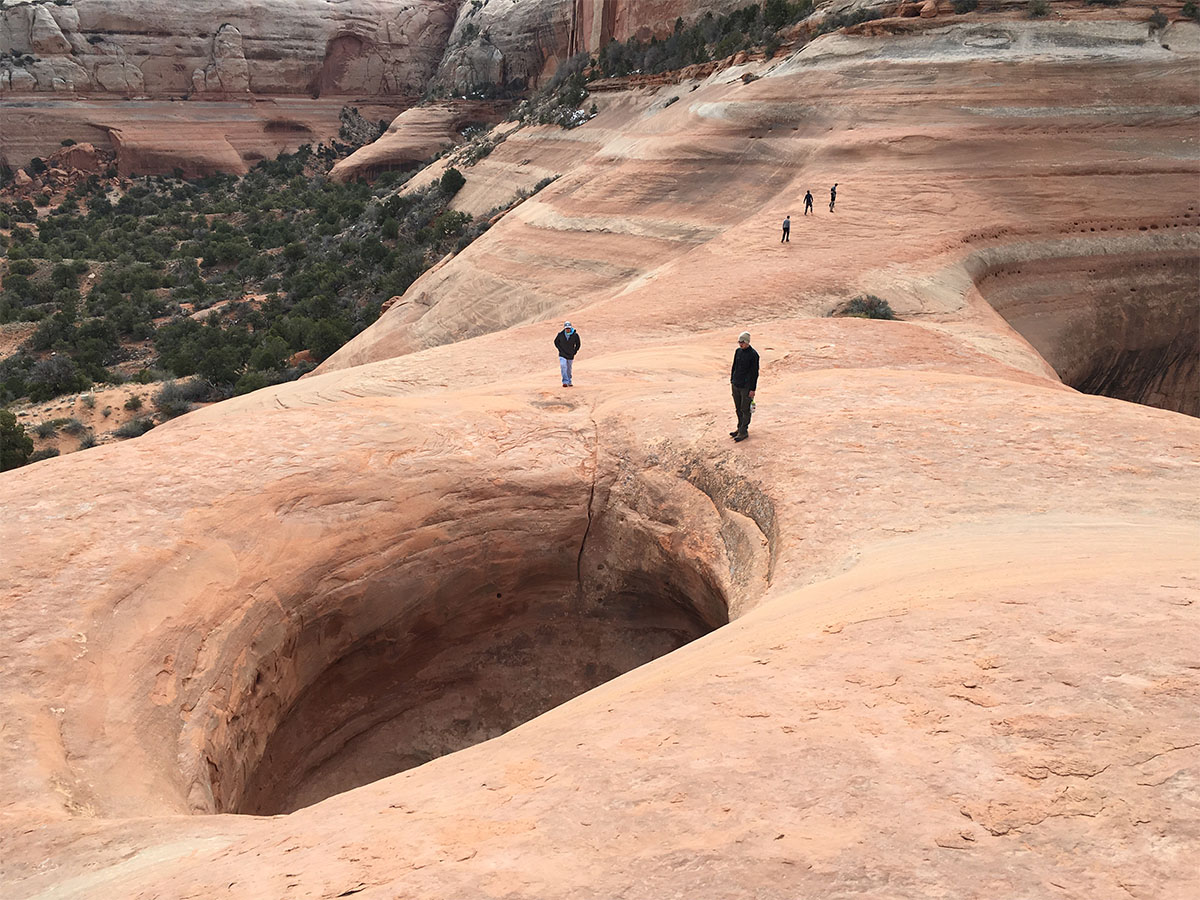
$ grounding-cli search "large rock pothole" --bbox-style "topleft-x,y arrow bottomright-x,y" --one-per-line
975,244 -> 1198,416
189,453 -> 761,816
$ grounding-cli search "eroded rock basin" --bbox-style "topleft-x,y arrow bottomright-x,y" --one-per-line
236,569 -> 726,815
185,447 -> 751,817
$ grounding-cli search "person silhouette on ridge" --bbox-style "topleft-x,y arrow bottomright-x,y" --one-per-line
803,191 -> 813,215
781,215 -> 790,242
829,183 -> 838,212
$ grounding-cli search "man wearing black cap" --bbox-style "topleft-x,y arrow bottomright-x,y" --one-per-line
554,321 -> 580,387
730,331 -> 758,442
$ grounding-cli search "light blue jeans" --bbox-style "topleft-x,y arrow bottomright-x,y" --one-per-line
559,357 -> 574,385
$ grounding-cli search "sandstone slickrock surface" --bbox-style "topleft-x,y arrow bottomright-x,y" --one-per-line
2,16 -> 1199,900
330,100 -> 510,182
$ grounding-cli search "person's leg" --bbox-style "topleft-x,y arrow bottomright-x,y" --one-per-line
731,385 -> 742,436
733,386 -> 751,436
564,357 -> 573,386
560,357 -> 569,386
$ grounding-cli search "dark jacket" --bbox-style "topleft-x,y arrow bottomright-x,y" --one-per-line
731,345 -> 759,391
554,329 -> 581,359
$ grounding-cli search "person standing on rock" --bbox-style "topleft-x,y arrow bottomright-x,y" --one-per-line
729,331 -> 759,443
555,321 -> 581,388
803,191 -> 814,215
829,183 -> 838,212
781,215 -> 791,242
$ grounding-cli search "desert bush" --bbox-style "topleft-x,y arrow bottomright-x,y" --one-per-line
440,167 -> 466,197
1185,1 -> 1200,21
34,419 -> 63,438
28,447 -> 60,463
831,294 -> 897,320
1149,7 -> 1168,28
114,417 -> 155,438
952,0 -> 978,11
0,409 -> 33,470
153,377 -> 210,419
78,432 -> 97,449
61,417 -> 86,435
81,393 -> 95,409
1028,0 -> 1050,16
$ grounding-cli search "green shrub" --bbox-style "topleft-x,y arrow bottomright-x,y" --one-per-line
61,417 -> 86,435
831,294 -> 897,320
1185,1 -> 1199,22
124,393 -> 143,410
0,409 -> 34,470
78,432 -> 97,449
1149,7 -> 1168,28
28,447 -> 60,463
1028,0 -> 1050,16
114,417 -> 155,438
153,378 -> 209,419
952,0 -> 978,11
440,167 -> 466,197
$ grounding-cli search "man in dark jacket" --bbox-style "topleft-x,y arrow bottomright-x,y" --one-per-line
730,331 -> 759,442
554,321 -> 580,387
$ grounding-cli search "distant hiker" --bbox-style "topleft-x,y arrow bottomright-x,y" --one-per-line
729,331 -> 759,443
803,191 -> 813,215
781,215 -> 791,242
555,321 -> 580,387
829,183 -> 838,212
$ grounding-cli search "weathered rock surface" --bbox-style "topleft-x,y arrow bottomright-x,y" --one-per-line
329,100 -> 509,182
2,16 -> 1199,900
0,0 -> 456,171
0,0 -> 455,98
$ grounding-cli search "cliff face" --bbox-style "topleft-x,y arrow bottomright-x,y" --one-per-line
433,0 -> 750,94
0,0 -> 457,98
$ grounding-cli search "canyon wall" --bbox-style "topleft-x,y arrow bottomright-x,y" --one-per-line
0,0 -> 456,98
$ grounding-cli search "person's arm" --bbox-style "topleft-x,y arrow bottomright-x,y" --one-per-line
574,333 -> 581,354
748,352 -> 759,396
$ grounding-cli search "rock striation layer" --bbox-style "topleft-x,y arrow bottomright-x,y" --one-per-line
1,15 -> 1199,900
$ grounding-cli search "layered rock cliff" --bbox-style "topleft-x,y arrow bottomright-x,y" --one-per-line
0,0 -> 457,98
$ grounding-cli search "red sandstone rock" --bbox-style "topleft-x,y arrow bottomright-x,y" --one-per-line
330,100 -> 509,182
1,16 -> 1199,900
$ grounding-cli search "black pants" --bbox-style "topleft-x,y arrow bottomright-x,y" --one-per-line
781,227 -> 789,242
732,385 -> 753,435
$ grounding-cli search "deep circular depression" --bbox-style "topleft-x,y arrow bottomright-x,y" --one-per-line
977,248 -> 1198,416
192,467 -> 741,816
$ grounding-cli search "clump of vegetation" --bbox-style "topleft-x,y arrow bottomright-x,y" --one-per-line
34,417 -> 69,438
831,294 -> 897,320
153,378 -> 211,419
1,142 -> 493,418
1149,7 -> 1169,29
1184,1 -> 1199,22
0,409 -> 33,470
124,393 -> 143,411
952,0 -> 979,12
28,447 -> 60,463
515,53 -> 596,128
1028,0 -> 1050,17
114,417 -> 155,438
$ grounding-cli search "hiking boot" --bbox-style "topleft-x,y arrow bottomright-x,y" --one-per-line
734,432 -> 748,442
730,430 -> 740,437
